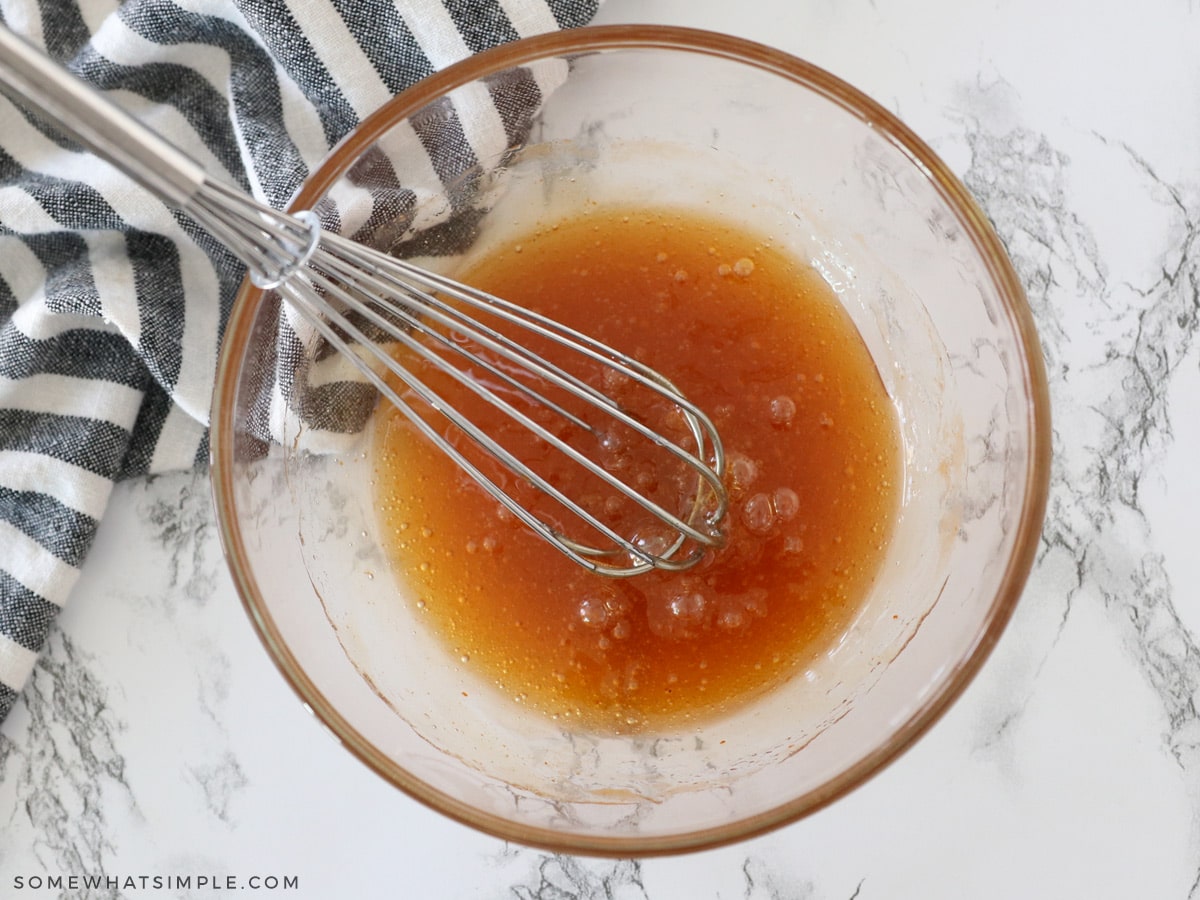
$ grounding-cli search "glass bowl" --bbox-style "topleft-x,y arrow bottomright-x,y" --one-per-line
211,25 -> 1050,855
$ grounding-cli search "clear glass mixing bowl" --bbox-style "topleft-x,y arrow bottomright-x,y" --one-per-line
211,26 -> 1050,855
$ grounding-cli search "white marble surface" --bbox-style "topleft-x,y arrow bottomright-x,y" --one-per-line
3,0 -> 1199,896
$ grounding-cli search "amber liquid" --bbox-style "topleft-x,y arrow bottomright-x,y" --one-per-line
372,206 -> 902,732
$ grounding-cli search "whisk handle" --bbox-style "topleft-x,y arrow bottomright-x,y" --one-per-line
0,24 -> 206,208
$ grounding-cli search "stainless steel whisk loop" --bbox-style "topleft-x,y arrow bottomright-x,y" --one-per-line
0,25 -> 730,576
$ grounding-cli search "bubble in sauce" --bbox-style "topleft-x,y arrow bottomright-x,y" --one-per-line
668,590 -> 708,623
769,395 -> 796,426
577,596 -> 610,629
742,492 -> 775,534
728,453 -> 759,493
773,487 -> 800,521
717,608 -> 746,630
630,524 -> 676,560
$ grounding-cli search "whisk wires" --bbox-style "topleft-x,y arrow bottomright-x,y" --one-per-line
190,178 -> 728,576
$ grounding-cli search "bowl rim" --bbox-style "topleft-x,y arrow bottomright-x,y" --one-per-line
210,23 -> 1052,857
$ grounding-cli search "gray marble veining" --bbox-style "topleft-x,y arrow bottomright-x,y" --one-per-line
957,72 -> 1200,891
0,631 -> 130,896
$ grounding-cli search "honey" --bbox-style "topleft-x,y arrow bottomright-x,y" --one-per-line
372,206 -> 902,732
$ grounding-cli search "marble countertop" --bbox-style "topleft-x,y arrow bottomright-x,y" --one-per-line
4,0 -> 1199,897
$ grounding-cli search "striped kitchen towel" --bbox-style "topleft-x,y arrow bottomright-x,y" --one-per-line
0,0 -> 600,723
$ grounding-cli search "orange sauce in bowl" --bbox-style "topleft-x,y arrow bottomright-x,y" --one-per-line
372,206 -> 901,732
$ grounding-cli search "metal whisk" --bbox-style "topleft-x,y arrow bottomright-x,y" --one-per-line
0,26 -> 728,576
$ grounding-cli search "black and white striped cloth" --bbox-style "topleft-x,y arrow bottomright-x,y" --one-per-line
0,0 -> 599,723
